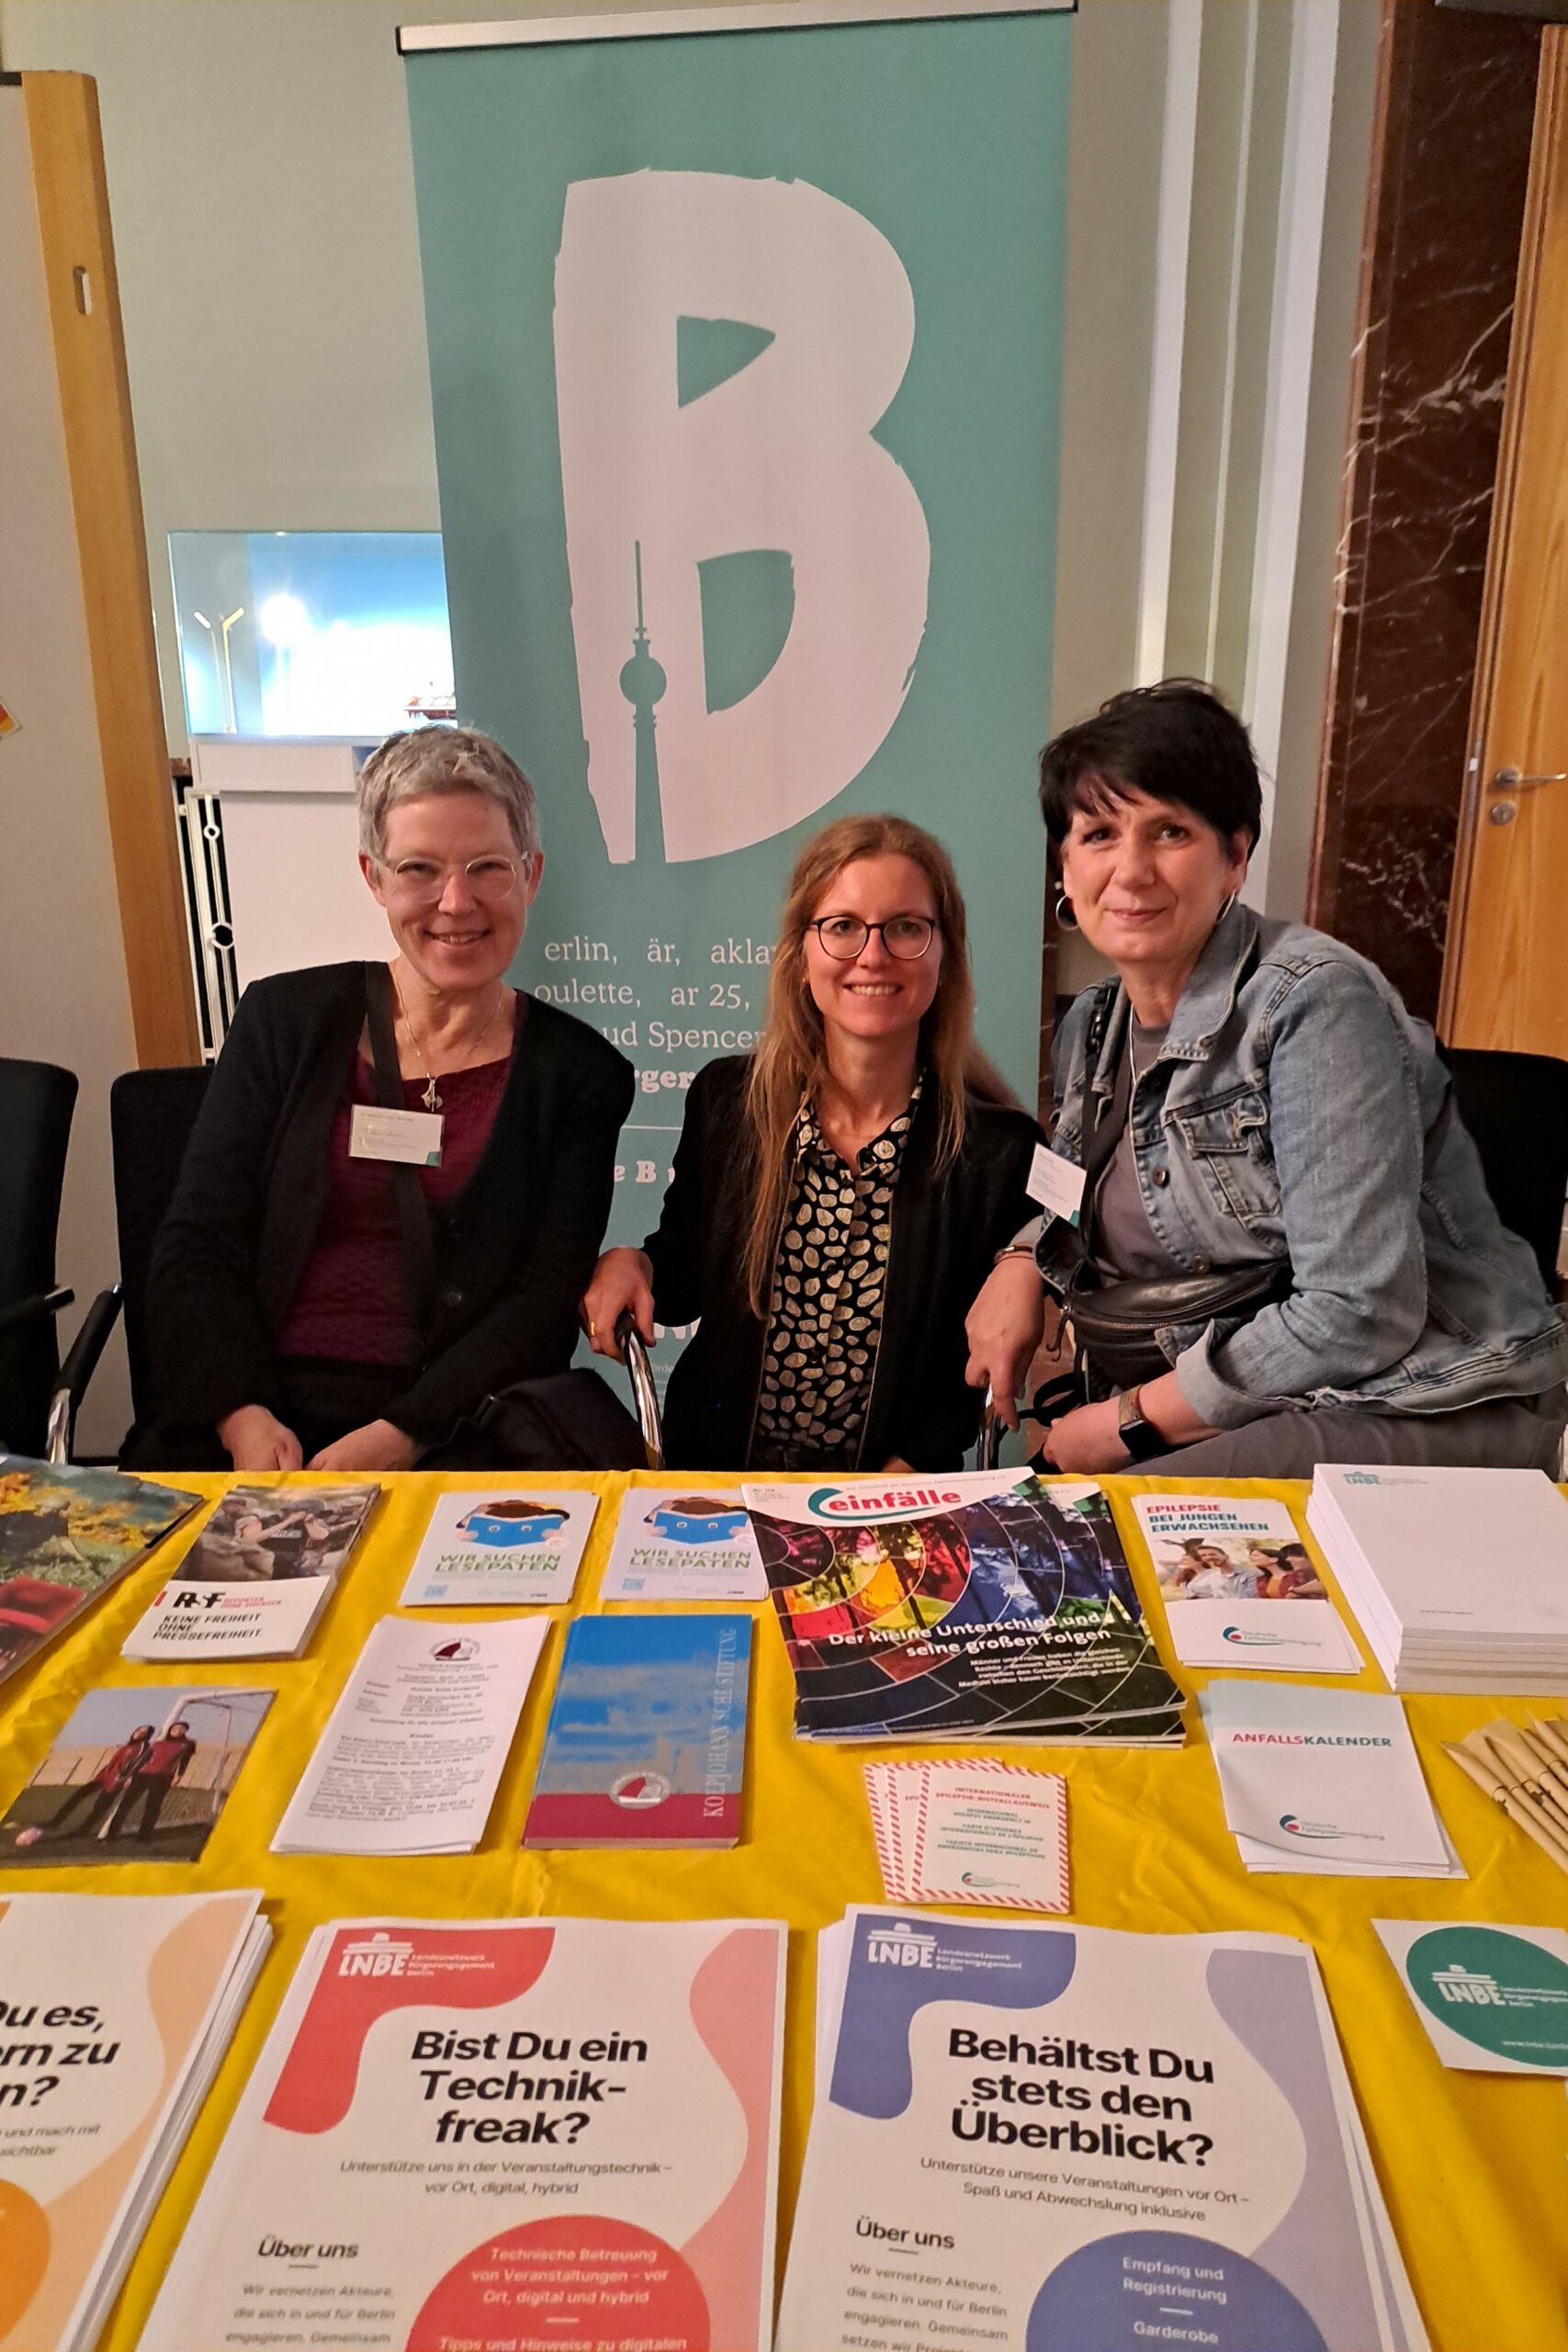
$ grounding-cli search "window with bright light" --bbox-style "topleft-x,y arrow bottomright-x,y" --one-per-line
170,530 -> 455,739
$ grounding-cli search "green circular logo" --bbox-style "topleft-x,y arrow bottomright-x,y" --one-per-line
1405,1927 -> 1568,2066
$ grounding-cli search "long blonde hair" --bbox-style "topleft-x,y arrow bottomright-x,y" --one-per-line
741,814 -> 1017,1317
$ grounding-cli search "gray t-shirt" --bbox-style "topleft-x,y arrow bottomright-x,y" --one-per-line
1091,1021 -> 1183,1279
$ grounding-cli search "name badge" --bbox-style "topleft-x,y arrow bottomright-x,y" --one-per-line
349,1103 -> 444,1167
1027,1142 -> 1086,1227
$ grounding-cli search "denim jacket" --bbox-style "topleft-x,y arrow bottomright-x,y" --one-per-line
1047,902 -> 1568,1428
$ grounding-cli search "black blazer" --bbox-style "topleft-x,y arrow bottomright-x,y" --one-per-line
145,962 -> 633,1446
645,1057 -> 1043,1470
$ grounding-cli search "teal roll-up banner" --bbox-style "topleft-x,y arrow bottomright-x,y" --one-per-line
403,2 -> 1070,1268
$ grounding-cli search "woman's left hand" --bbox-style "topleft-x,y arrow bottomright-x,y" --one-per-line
307,1419 -> 419,1474
1037,1397 -> 1129,1473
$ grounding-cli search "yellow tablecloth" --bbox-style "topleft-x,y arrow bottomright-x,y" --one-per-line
2,1469 -> 1566,2352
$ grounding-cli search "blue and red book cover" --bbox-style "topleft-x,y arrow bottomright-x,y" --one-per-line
524,1613 -> 752,1847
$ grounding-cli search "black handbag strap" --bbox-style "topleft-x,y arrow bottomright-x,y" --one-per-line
1081,1026 -> 1134,1201
365,963 -> 437,1328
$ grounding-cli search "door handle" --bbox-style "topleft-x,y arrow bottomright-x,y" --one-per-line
1492,765 -> 1566,791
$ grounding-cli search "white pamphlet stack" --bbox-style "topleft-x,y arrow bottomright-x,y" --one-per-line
0,1891 -> 268,2352
1307,1464 -> 1568,1693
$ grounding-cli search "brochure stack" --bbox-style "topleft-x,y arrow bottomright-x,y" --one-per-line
141,1916 -> 786,2352
1201,1680 -> 1462,1878
0,1891 -> 268,2352
783,1905 -> 1427,2352
1307,1464 -> 1568,1692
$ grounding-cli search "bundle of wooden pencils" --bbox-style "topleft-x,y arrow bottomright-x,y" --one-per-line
1444,1717 -> 1568,1875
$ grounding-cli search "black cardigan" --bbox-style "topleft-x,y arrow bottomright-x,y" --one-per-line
645,1057 -> 1043,1470
145,962 -> 634,1446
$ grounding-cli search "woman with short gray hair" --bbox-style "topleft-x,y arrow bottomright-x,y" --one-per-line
357,726 -> 543,865
129,725 -> 633,1473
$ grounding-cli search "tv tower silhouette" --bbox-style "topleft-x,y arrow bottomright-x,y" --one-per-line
619,541 -> 667,865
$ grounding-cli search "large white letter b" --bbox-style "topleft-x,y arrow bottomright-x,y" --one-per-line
555,170 -> 930,864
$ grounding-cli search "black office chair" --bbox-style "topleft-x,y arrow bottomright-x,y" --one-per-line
50,1063 -> 669,1470
0,1058 -> 79,1457
48,1066 -> 211,1462
1444,1047 -> 1568,1294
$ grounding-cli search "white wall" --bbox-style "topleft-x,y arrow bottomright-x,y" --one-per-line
0,84 -> 136,1453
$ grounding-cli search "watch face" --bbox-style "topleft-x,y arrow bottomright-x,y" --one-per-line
1120,1412 -> 1166,1463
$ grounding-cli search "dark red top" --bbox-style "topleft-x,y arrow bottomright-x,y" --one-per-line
278,1052 -> 510,1367
135,1733 -> 196,1781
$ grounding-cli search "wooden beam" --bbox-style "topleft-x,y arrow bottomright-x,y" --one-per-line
23,70 -> 199,1068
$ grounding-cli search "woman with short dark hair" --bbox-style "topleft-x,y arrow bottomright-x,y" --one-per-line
964,679 -> 1568,1476
130,726 -> 633,1473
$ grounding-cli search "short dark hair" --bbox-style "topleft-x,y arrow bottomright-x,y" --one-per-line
1038,679 -> 1263,851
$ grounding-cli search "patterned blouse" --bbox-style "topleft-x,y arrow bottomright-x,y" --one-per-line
750,1079 -> 922,1472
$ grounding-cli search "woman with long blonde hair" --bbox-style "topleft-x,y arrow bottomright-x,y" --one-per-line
582,813 -> 1041,1469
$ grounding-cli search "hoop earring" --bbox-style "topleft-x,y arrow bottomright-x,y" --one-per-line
1054,892 -> 1079,933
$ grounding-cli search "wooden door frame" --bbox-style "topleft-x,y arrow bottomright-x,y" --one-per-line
1438,28 -> 1566,1044
23,71 -> 199,1069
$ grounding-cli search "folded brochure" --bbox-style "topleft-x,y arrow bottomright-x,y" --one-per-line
525,1612 -> 750,1847
273,1614 -> 547,1856
1133,1490 -> 1361,1673
124,1481 -> 378,1658
598,1484 -> 765,1602
400,1485 -> 599,1608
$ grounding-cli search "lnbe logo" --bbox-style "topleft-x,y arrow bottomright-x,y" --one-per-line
338,1933 -> 413,1980
867,1924 -> 938,1968
555,170 -> 931,865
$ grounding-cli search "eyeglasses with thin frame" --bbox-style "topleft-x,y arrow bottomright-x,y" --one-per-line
807,914 -> 938,962
381,854 -> 531,905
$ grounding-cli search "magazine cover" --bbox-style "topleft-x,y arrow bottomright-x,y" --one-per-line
744,1472 -> 1184,1743
525,1614 -> 752,1847
0,1684 -> 274,1866
124,1482 -> 379,1659
141,1916 -> 785,2352
0,1458 -> 197,1687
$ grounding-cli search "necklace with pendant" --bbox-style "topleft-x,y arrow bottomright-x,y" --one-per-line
391,970 -> 504,1114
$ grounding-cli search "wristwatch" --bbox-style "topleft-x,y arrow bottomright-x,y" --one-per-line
1116,1385 -> 1168,1464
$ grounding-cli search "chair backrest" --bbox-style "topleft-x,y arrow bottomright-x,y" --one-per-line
0,1058 -> 78,1456
110,1066 -> 212,1423
1444,1047 -> 1568,1293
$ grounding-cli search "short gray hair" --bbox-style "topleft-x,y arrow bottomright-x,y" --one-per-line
356,726 -> 541,863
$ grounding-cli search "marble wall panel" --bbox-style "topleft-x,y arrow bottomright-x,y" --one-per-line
1311,0 -> 1540,1022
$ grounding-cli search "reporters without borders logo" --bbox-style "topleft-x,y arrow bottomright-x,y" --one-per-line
554,171 -> 931,865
